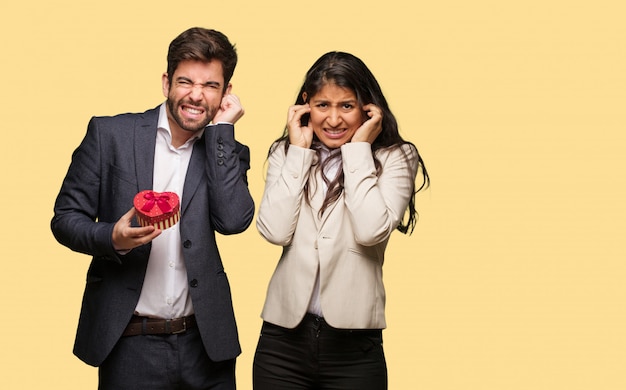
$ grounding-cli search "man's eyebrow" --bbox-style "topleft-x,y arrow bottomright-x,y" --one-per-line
203,80 -> 222,87
175,76 -> 222,87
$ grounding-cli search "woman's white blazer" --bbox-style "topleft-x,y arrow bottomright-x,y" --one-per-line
257,141 -> 419,329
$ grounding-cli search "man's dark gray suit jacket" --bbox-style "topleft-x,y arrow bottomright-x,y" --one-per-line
51,106 -> 255,367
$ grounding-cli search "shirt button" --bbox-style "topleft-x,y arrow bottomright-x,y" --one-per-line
169,262 -> 175,268
217,159 -> 224,166
217,151 -> 224,158
217,144 -> 224,150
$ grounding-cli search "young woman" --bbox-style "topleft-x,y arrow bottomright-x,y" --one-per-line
253,51 -> 430,389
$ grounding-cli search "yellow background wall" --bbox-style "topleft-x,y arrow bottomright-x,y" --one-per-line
1,0 -> 624,388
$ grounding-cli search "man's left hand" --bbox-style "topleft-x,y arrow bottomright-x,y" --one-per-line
213,93 -> 245,124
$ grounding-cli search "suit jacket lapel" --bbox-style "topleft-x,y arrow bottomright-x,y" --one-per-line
309,168 -> 342,231
181,134 -> 205,215
134,107 -> 160,192
318,192 -> 341,229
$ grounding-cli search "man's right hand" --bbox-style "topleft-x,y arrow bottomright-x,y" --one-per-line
112,207 -> 162,251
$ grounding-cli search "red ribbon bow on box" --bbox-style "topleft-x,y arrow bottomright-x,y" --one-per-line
141,191 -> 173,213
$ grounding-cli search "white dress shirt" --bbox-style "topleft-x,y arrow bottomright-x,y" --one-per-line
134,103 -> 203,319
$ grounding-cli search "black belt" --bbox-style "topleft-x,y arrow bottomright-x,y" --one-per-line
122,315 -> 196,336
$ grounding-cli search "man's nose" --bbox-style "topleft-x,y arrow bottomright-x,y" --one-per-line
188,84 -> 204,100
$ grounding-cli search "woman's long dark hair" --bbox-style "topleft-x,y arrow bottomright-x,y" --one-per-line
270,51 -> 429,234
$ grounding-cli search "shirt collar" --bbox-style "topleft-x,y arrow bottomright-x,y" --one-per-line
157,102 -> 204,148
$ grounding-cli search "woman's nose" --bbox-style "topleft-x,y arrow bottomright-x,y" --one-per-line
326,109 -> 342,126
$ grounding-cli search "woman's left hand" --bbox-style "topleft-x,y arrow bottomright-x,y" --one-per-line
351,104 -> 382,144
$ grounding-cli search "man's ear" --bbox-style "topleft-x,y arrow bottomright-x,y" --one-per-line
162,73 -> 170,98
224,83 -> 233,95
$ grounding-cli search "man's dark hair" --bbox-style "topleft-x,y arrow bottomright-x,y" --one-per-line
166,27 -> 237,89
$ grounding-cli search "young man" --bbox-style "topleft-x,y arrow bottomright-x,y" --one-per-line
51,27 -> 254,389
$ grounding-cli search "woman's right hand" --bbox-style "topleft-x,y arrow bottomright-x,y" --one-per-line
287,104 -> 313,148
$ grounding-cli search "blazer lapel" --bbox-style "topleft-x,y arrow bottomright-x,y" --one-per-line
181,134 -> 205,214
133,107 -> 159,192
318,192 -> 341,229
309,168 -> 342,230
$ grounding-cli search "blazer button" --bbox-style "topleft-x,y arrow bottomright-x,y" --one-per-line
183,240 -> 192,248
189,279 -> 198,288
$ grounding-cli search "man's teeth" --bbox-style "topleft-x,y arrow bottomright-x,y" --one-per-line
185,107 -> 202,114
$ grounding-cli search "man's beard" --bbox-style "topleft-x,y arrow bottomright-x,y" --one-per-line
167,97 -> 217,132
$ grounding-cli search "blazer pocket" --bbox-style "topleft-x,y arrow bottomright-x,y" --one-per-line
347,247 -> 381,264
106,164 -> 139,206
107,163 -> 137,186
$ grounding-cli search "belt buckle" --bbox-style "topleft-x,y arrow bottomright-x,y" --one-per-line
171,317 -> 187,334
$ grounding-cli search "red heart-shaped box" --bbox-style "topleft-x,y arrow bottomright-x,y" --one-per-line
133,190 -> 180,230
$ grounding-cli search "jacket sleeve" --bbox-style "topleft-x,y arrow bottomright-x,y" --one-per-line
204,123 -> 255,235
256,143 -> 316,246
50,117 -> 119,260
341,142 -> 419,246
